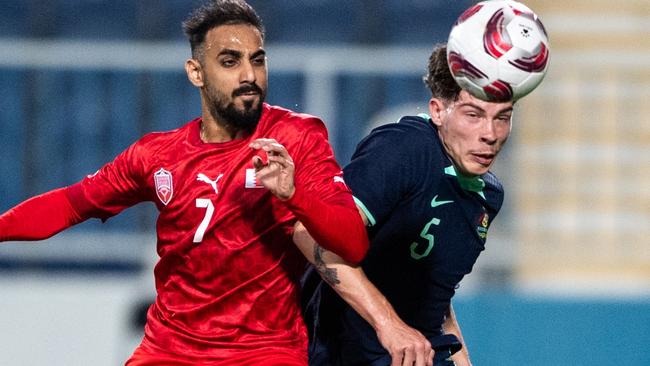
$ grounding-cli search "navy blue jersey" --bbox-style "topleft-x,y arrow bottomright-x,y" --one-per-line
307,115 -> 504,365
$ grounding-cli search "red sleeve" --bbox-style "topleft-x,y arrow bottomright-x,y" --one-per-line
0,138 -> 149,242
66,139 -> 148,220
283,118 -> 369,264
0,187 -> 85,242
284,182 -> 368,263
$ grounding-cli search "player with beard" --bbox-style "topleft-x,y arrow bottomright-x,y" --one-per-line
0,1 -> 368,365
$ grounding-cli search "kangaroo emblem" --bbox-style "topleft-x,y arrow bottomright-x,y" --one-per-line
196,173 -> 224,194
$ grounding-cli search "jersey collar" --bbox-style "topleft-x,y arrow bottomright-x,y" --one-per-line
444,165 -> 486,199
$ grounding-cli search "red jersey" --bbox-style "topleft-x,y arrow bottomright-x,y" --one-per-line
64,104 -> 355,363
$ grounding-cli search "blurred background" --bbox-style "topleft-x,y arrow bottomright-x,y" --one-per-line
0,0 -> 648,365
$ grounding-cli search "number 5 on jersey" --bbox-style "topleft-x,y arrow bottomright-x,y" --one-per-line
193,198 -> 214,243
410,217 -> 440,260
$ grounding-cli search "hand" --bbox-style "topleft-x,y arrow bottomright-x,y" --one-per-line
250,138 -> 296,200
376,318 -> 434,366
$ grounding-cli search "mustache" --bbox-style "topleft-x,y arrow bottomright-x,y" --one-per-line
233,83 -> 263,97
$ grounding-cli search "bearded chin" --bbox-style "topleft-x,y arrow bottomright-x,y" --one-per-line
210,98 -> 263,132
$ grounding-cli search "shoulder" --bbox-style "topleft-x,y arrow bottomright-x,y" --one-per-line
356,115 -> 440,163
135,119 -> 195,150
122,119 -> 196,164
264,104 -> 327,130
481,171 -> 505,209
347,115 -> 445,185
262,104 -> 329,141
364,115 -> 437,148
482,171 -> 504,192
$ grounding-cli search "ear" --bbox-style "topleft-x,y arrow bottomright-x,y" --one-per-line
185,58 -> 204,87
428,98 -> 446,127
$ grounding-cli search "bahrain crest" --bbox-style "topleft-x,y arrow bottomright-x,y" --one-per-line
154,168 -> 174,205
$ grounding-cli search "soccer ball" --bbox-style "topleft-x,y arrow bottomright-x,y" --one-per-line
447,0 -> 550,102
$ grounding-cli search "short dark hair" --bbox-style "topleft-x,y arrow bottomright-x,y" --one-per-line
423,44 -> 461,102
183,0 -> 265,60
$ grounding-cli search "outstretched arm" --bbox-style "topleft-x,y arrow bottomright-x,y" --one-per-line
293,213 -> 433,366
0,187 -> 85,242
442,303 -> 472,366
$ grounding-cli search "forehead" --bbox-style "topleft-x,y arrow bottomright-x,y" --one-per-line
204,23 -> 264,54
455,90 -> 514,112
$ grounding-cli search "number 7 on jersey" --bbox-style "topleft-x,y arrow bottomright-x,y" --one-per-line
193,198 -> 214,243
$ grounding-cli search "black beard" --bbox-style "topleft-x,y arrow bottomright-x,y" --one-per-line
211,98 -> 263,133
205,83 -> 265,133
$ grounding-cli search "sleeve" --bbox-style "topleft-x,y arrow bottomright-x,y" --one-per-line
66,140 -> 148,220
0,188 -> 84,241
0,140 -> 148,242
343,124 -> 417,228
282,118 -> 369,264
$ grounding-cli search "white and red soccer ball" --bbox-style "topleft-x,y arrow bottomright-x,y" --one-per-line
447,0 -> 550,102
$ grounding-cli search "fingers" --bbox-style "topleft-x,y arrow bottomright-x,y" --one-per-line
390,351 -> 402,366
402,348 -> 415,366
248,138 -> 296,201
403,343 -> 428,366
390,341 -> 433,366
250,138 -> 294,173
426,349 -> 435,366
250,138 -> 292,159
252,156 -> 264,171
252,155 -> 294,175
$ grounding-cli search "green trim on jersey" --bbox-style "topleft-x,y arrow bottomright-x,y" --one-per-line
444,165 -> 486,199
353,196 -> 376,227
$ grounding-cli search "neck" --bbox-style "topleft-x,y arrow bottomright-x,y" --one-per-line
199,116 -> 248,143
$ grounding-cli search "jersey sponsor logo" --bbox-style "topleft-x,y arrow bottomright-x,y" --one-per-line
430,195 -> 454,208
196,173 -> 224,194
154,168 -> 173,205
245,168 -> 264,188
477,212 -> 490,239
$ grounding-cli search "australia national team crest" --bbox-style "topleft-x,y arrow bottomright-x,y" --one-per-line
476,212 -> 490,239
154,168 -> 174,205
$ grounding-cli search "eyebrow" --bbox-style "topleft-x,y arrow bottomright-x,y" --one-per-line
217,49 -> 243,58
496,106 -> 514,115
457,102 -> 513,115
250,49 -> 266,59
217,48 -> 266,59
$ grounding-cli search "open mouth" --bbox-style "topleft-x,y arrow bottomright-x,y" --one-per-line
472,152 -> 495,166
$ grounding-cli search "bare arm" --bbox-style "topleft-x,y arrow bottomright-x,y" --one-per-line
293,210 -> 433,366
442,303 -> 472,366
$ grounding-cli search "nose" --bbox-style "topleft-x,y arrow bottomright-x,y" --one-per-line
240,60 -> 256,84
480,120 -> 498,145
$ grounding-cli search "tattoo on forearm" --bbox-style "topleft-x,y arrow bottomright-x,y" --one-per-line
314,244 -> 340,286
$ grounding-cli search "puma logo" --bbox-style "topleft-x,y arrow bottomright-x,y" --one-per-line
197,173 -> 224,194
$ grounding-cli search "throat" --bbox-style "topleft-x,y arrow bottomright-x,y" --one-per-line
200,120 -> 247,143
